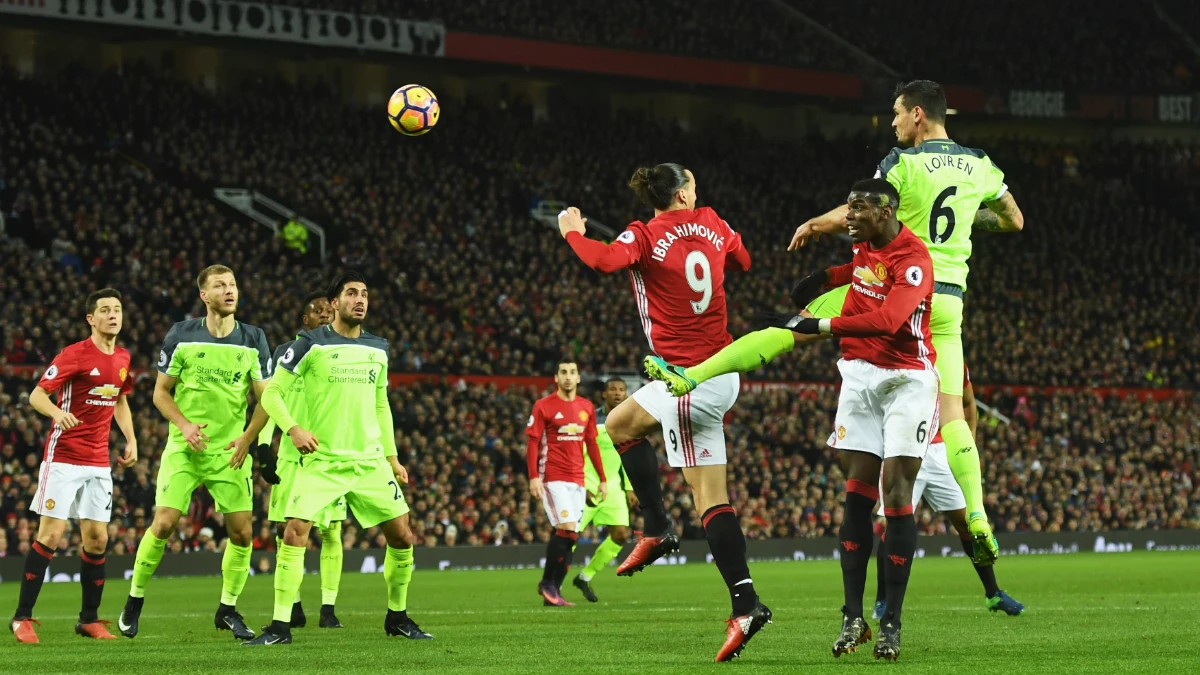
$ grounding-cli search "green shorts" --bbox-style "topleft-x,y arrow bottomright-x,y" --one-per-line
284,457 -> 408,529
579,482 -> 630,529
805,285 -> 965,397
268,459 -> 348,528
155,444 -> 252,514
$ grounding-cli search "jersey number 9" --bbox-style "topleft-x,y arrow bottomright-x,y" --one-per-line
685,250 -> 713,314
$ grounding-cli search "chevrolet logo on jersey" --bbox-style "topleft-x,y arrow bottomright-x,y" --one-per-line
89,384 -> 121,398
853,265 -> 886,288
86,384 -> 121,407
558,423 -> 585,435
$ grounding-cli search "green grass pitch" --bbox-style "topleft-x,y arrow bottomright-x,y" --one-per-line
6,551 -> 1198,674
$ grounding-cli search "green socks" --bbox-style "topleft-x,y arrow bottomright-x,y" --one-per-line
274,544 -> 305,622
319,523 -> 343,606
941,419 -> 985,516
129,533 -> 167,598
579,535 -> 623,582
276,536 -> 303,602
685,328 -> 795,384
220,542 -> 252,606
383,545 -> 414,612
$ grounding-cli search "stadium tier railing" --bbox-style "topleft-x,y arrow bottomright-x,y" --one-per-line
214,187 -> 329,263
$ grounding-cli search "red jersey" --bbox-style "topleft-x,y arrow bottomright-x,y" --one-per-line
565,207 -> 750,367
36,337 -> 133,468
824,225 -> 936,371
525,393 -> 605,486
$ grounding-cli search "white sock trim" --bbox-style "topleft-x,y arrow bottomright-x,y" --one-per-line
734,578 -> 754,586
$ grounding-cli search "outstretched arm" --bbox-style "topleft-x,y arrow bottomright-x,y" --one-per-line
559,207 -> 641,273
789,204 -> 850,250
973,192 -> 1024,232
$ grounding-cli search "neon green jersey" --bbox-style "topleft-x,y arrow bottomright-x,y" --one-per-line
258,338 -> 307,463
587,407 -> 632,493
263,325 -> 395,462
157,318 -> 271,453
876,139 -> 1007,290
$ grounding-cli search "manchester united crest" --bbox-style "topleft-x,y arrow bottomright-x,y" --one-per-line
45,499 -> 56,510
837,426 -> 847,440
578,410 -> 589,422
119,367 -> 128,382
874,262 -> 888,281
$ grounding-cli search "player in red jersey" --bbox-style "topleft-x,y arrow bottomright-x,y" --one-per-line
559,163 -> 769,662
761,179 -> 938,661
10,289 -> 138,644
525,359 -> 608,607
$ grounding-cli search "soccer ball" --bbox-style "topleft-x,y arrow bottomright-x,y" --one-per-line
387,84 -> 440,136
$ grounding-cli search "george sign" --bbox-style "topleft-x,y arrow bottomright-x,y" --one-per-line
1008,90 -> 1066,118
0,0 -> 445,57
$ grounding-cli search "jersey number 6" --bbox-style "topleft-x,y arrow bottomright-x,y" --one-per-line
685,250 -> 713,314
929,186 -> 957,244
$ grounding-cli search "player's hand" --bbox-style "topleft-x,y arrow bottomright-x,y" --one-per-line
226,432 -> 253,469
118,441 -> 138,469
180,422 -> 209,451
529,477 -> 545,500
256,444 -> 281,484
757,309 -> 803,331
598,482 -> 609,503
788,219 -> 824,251
53,410 -> 82,430
625,490 -> 639,509
557,206 -> 587,238
288,426 -> 319,454
389,456 -> 409,484
789,270 -> 828,308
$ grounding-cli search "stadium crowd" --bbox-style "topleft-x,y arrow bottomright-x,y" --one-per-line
268,0 -> 1198,90
1,63 -> 1199,554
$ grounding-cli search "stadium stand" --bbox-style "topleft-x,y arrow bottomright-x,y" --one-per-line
1,54 -> 1198,553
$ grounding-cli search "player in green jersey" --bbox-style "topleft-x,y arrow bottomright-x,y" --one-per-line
254,291 -> 347,629
645,80 -> 1024,566
246,271 -> 431,645
119,265 -> 271,640
571,377 -> 637,603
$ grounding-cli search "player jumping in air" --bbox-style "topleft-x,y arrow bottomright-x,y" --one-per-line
119,265 -> 271,640
525,360 -> 608,607
571,377 -> 637,603
559,164 -> 769,663
871,365 -> 1024,619
648,80 -> 1024,566
11,289 -> 137,644
758,179 -> 939,661
255,291 -> 347,629
247,271 -> 430,645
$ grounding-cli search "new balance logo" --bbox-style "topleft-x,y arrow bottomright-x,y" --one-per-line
94,579 -> 105,587
554,412 -> 564,419
841,541 -> 859,552
888,554 -> 909,566
89,367 -> 101,376
699,449 -> 711,459
25,573 -> 37,581
955,447 -> 975,456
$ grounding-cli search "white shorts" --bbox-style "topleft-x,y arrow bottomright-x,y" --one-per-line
877,442 -> 966,515
542,480 -> 586,528
828,359 -> 940,460
32,461 -> 113,522
633,372 -> 739,468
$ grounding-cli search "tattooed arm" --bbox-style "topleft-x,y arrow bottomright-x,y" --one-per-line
974,192 -> 1025,232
